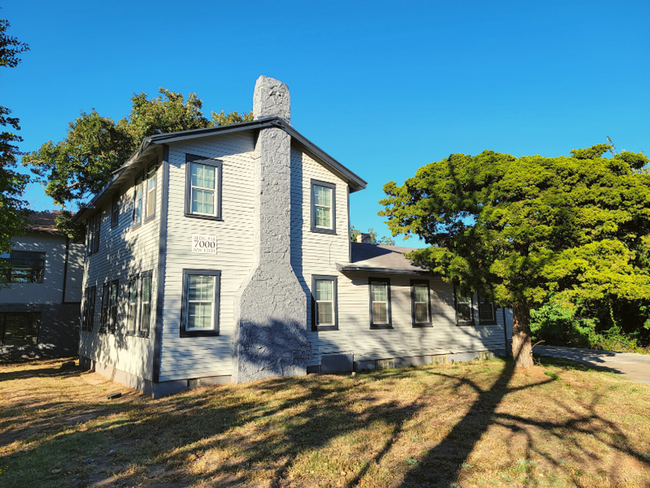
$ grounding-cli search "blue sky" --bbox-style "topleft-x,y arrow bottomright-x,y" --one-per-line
4,0 -> 649,248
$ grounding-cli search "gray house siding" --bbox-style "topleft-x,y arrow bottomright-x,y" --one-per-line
79,148 -> 162,383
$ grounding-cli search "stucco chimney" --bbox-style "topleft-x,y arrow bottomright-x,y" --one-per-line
253,75 -> 291,122
357,233 -> 372,244
233,76 -> 307,383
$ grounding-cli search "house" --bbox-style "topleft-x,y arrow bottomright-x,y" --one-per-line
0,211 -> 84,360
76,76 -> 511,397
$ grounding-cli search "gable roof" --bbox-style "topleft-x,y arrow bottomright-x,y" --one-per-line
337,243 -> 433,275
75,117 -> 366,221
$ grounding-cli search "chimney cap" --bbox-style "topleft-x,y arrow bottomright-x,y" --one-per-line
356,233 -> 372,244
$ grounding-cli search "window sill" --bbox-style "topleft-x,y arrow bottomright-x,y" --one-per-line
370,324 -> 393,330
314,325 -> 338,332
412,323 -> 433,328
311,227 -> 336,235
144,215 -> 156,224
180,330 -> 220,338
184,213 -> 223,222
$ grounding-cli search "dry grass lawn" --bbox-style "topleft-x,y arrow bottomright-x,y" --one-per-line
1,356 -> 649,487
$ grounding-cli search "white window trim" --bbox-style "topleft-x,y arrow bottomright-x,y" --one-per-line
312,275 -> 338,331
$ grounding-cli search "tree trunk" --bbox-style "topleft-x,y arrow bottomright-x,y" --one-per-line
511,301 -> 534,368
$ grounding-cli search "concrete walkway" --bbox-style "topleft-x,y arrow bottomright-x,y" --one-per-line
534,345 -> 650,386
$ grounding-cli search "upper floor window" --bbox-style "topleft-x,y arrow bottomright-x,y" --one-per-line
145,165 -> 157,221
1,251 -> 46,283
454,286 -> 473,325
111,194 -> 119,228
133,175 -> 143,226
369,278 -> 391,328
180,269 -> 220,337
87,212 -> 101,255
185,154 -> 223,220
311,180 -> 336,234
312,275 -> 338,331
411,280 -> 431,327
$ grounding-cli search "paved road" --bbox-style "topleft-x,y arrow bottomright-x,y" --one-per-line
534,345 -> 650,386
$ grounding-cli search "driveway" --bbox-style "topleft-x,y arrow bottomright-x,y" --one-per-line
534,345 -> 650,386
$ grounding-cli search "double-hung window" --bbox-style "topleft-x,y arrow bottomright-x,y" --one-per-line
180,270 -> 220,337
369,278 -> 391,328
133,175 -> 143,226
82,285 -> 96,331
100,280 -> 119,333
0,312 -> 41,346
127,278 -> 138,334
140,273 -> 152,334
312,275 -> 338,331
145,165 -> 157,221
454,286 -> 474,325
0,251 -> 46,283
126,271 -> 152,337
185,154 -> 222,220
411,280 -> 431,327
311,180 -> 336,234
477,294 -> 497,325
87,212 -> 101,255
111,194 -> 119,228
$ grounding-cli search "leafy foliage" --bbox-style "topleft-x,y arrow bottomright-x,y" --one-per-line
349,225 -> 396,245
380,145 -> 650,357
24,88 -> 252,237
0,17 -> 30,262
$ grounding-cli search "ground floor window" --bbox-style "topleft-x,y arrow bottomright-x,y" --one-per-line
126,271 -> 152,337
180,269 -> 220,337
478,294 -> 497,325
100,280 -> 119,333
454,286 -> 473,325
0,312 -> 41,346
312,275 -> 338,331
369,278 -> 392,328
411,280 -> 431,327
82,286 -> 96,331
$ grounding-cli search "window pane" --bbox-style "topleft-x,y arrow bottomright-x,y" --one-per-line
314,185 -> 331,207
372,282 -> 387,302
192,189 -> 215,214
192,163 -> 215,190
414,284 -> 428,303
479,302 -> 494,322
373,302 -> 388,324
315,280 -> 333,301
189,275 -> 214,301
142,276 -> 151,303
2,313 -> 40,346
415,303 -> 428,323
317,302 -> 333,325
457,295 -> 472,322
315,207 -> 331,228
188,302 -> 212,329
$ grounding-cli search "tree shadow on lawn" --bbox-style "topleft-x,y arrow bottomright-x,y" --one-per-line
2,357 -> 649,488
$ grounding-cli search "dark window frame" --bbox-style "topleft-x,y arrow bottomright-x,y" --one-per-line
138,271 -> 152,337
411,279 -> 432,327
310,179 -> 336,235
311,275 -> 338,332
126,276 -> 139,335
369,277 -> 392,329
100,282 -> 110,333
99,279 -> 119,333
185,154 -> 223,221
111,194 -> 119,228
477,293 -> 497,326
0,251 -> 46,283
133,173 -> 144,228
82,285 -> 96,331
0,312 -> 41,346
180,269 -> 221,338
144,163 -> 158,223
454,284 -> 474,326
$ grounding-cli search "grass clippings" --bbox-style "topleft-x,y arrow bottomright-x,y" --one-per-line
1,356 -> 649,487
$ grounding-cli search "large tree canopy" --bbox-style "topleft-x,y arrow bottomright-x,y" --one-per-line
380,144 -> 650,367
0,17 -> 30,262
24,88 -> 252,236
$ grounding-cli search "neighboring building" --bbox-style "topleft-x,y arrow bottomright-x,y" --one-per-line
76,76 -> 511,397
0,211 -> 84,360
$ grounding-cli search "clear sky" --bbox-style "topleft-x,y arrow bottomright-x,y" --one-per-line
4,0 -> 649,248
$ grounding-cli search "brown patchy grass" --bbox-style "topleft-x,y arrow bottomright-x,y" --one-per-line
0,357 -> 649,487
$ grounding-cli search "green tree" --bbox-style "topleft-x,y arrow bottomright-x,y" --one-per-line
0,17 -> 30,263
349,225 -> 396,245
380,145 -> 650,367
24,89 -> 252,237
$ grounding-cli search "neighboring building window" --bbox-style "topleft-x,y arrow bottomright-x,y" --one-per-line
180,270 -> 220,337
455,286 -> 473,325
478,294 -> 497,325
311,180 -> 336,234
100,280 -> 119,333
185,154 -> 223,220
133,175 -> 143,226
127,278 -> 138,334
145,164 -> 157,221
0,312 -> 41,346
411,280 -> 431,327
82,285 -> 96,331
0,251 -> 45,283
139,272 -> 152,335
111,194 -> 119,228
312,275 -> 338,331
369,278 -> 391,328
